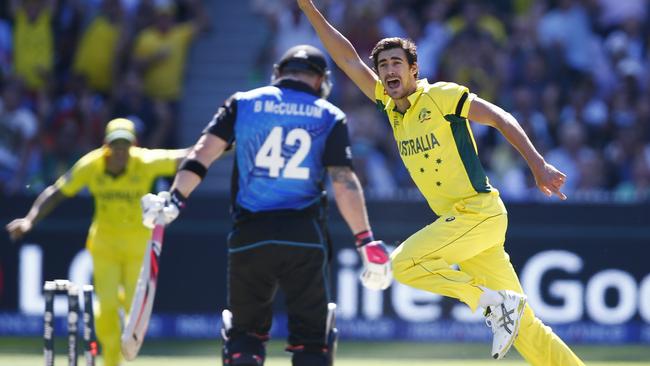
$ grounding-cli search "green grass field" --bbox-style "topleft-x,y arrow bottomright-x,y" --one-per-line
1,337 -> 649,365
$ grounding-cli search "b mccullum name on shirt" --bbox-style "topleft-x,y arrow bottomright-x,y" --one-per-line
254,100 -> 324,118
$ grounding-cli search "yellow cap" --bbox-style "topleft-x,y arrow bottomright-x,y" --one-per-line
104,118 -> 136,144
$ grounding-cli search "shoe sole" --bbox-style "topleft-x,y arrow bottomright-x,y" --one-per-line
492,296 -> 527,360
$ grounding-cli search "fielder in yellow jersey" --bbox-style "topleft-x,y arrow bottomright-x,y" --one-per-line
6,118 -> 187,366
299,0 -> 585,364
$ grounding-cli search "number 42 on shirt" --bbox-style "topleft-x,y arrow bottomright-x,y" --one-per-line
255,126 -> 311,180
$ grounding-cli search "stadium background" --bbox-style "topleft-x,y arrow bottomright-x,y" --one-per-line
1,0 -> 649,364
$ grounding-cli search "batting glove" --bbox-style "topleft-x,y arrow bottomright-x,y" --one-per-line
355,231 -> 392,290
141,190 -> 186,229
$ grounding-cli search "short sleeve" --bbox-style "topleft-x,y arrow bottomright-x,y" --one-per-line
323,116 -> 353,167
374,79 -> 389,111
203,94 -> 238,145
429,81 -> 476,118
55,153 -> 95,197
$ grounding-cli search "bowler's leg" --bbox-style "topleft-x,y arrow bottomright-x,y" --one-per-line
460,244 -> 585,365
391,212 -> 507,311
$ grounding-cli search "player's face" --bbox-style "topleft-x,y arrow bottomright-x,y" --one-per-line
376,48 -> 418,100
107,139 -> 132,170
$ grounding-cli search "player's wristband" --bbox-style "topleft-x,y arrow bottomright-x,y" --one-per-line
179,159 -> 208,180
354,230 -> 374,247
170,189 -> 187,210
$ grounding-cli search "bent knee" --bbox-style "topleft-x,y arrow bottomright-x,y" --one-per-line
390,256 -> 414,284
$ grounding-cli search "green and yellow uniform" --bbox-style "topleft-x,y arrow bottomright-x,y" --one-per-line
14,8 -> 54,91
134,24 -> 195,101
376,79 -> 583,366
55,146 -> 178,366
73,16 -> 121,93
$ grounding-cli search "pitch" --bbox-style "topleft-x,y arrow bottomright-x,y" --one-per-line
1,338 -> 649,365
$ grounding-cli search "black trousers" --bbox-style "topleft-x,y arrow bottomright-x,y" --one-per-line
227,212 -> 331,348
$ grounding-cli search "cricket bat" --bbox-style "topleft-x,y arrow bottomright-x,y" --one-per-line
121,222 -> 165,360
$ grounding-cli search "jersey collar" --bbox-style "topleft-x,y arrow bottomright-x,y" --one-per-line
273,78 -> 320,97
407,79 -> 429,106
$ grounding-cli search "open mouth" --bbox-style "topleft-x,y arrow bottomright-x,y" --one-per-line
386,78 -> 401,90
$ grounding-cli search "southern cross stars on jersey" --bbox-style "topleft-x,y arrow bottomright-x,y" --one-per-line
375,79 -> 501,215
55,147 -> 178,242
205,79 -> 352,213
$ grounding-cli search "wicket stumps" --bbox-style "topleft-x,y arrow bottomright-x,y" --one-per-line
43,280 -> 98,366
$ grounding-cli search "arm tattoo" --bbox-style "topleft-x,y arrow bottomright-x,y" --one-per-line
329,167 -> 360,191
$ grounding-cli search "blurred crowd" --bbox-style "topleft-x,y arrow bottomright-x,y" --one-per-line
253,0 -> 650,202
2,0 -> 650,203
0,0 -> 208,195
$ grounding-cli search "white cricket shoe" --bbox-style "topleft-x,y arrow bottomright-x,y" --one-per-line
484,290 -> 527,360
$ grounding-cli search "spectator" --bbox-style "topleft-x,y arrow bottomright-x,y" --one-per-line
416,1 -> 451,80
254,1 -> 322,63
615,150 -> 650,201
0,79 -> 39,194
537,0 -> 597,82
11,0 -> 55,93
132,0 -> 209,147
73,0 -> 128,95
595,0 -> 646,31
0,16 -> 11,82
133,0 -> 209,102
546,122 -> 597,195
42,74 -> 106,182
110,68 -> 160,147
446,0 -> 507,45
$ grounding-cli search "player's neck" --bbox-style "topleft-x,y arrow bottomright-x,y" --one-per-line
105,157 -> 128,177
393,83 -> 417,113
394,97 -> 411,114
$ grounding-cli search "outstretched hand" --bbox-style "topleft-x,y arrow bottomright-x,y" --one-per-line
6,218 -> 33,241
534,162 -> 567,200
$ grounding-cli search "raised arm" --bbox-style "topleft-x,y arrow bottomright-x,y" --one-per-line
186,0 -> 211,34
297,0 -> 378,100
5,185 -> 67,241
468,97 -> 567,200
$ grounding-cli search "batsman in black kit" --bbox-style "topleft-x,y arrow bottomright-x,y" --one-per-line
141,45 -> 393,366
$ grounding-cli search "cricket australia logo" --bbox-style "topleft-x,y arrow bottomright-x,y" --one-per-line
418,108 -> 431,123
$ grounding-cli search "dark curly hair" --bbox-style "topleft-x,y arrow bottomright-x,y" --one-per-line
370,37 -> 418,78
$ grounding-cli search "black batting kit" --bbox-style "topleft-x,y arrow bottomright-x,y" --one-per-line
205,54 -> 352,365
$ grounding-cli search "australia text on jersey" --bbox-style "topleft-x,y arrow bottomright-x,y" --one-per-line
398,132 -> 440,157
253,100 -> 323,118
96,190 -> 144,201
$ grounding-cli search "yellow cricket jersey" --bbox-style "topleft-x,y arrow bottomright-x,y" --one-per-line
73,16 -> 120,93
54,146 -> 177,244
375,79 -> 502,215
134,24 -> 195,101
14,9 -> 54,90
